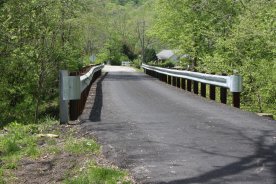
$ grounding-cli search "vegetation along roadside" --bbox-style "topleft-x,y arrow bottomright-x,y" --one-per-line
0,119 -> 133,184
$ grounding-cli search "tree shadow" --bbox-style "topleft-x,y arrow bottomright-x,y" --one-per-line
159,130 -> 276,184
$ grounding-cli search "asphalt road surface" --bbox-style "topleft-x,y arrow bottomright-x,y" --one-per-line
81,65 -> 276,184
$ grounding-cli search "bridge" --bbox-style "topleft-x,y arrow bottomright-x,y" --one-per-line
60,65 -> 276,184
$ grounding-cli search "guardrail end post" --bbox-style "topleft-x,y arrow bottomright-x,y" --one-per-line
59,70 -> 69,124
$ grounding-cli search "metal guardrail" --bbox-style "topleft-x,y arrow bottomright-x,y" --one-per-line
59,64 -> 104,124
142,63 -> 242,108
142,64 -> 242,92
121,61 -> 131,66
80,64 -> 104,92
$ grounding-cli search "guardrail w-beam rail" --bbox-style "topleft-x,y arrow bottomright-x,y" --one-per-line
142,63 -> 242,108
59,64 -> 104,124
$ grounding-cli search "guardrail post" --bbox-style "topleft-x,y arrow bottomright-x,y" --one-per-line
168,75 -> 171,85
59,70 -> 69,124
233,92 -> 240,108
210,84 -> 216,100
201,83 -> 206,97
173,77 -> 177,86
69,71 -> 80,120
220,87 -> 227,104
187,80 -> 192,92
193,81 -> 199,94
230,74 -> 242,108
181,78 -> 186,90
177,78 -> 181,88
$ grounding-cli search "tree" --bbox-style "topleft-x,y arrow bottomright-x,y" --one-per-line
0,0 -> 85,124
151,0 -> 276,115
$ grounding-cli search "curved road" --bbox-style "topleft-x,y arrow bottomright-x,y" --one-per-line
81,66 -> 276,184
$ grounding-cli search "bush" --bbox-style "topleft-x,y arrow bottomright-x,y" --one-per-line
159,61 -> 175,68
110,59 -> 122,66
132,59 -> 141,69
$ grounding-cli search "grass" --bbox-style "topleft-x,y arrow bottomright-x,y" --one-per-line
64,138 -> 100,155
0,121 -> 133,183
0,119 -> 61,181
65,162 -> 131,184
0,122 -> 44,169
0,168 -> 4,184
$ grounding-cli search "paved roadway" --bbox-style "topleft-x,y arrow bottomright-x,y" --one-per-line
81,65 -> 276,184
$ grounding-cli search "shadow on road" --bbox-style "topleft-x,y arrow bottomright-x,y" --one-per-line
159,130 -> 276,184
87,72 -> 108,122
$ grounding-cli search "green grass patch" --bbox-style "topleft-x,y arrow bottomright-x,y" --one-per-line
64,138 -> 100,155
0,121 -> 132,183
0,120 -> 59,168
0,168 -> 4,184
65,163 -> 131,184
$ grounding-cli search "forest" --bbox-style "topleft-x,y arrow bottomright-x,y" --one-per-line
0,0 -> 275,126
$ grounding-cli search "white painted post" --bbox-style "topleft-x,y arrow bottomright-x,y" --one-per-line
59,70 -> 69,124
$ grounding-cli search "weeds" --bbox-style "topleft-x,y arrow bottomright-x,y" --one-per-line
0,122 -> 132,183
64,138 -> 100,155
66,163 -> 131,184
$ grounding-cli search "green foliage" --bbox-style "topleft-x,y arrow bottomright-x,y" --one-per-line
152,0 -> 276,115
144,48 -> 158,63
132,59 -> 141,69
159,61 -> 175,68
148,60 -> 175,68
122,44 -> 137,61
65,163 -> 130,184
0,168 -> 4,184
0,0 -> 86,124
0,122 -> 43,169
